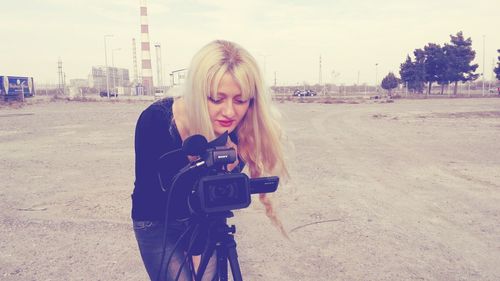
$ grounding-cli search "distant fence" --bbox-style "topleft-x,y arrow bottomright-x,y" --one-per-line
272,86 -> 500,101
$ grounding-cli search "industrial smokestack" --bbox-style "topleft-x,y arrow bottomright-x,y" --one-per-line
140,0 -> 153,95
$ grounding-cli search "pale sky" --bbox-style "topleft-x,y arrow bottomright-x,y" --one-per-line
1,0 -> 498,86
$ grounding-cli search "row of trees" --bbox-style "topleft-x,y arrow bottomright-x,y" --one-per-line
495,49 -> 500,80
398,31 -> 479,95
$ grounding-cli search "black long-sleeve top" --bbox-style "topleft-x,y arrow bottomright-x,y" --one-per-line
131,97 -> 243,221
132,98 -> 186,221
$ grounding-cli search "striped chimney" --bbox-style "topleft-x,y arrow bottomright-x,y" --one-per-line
140,0 -> 153,95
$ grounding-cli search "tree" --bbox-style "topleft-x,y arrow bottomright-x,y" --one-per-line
413,49 -> 427,93
495,49 -> 500,80
400,55 -> 425,94
443,31 -> 479,95
381,72 -> 399,96
423,43 -> 447,95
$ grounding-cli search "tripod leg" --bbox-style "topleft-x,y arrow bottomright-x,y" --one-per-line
196,241 -> 217,281
225,236 -> 243,281
216,241 -> 229,281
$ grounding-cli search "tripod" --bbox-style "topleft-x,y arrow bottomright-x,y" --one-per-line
194,211 -> 243,281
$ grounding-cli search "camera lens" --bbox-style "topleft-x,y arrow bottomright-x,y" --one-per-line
198,173 -> 251,213
209,183 -> 236,201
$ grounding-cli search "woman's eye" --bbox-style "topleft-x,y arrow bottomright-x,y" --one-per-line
208,97 -> 222,104
235,99 -> 248,104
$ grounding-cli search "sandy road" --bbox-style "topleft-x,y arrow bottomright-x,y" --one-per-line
1,97 -> 499,280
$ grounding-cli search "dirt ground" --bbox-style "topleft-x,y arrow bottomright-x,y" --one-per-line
1,96 -> 499,281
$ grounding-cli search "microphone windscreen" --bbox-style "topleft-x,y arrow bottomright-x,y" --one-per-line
182,134 -> 208,156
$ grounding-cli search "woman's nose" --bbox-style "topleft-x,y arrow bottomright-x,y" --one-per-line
222,101 -> 235,118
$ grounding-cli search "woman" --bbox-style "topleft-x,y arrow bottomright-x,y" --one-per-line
132,40 -> 288,281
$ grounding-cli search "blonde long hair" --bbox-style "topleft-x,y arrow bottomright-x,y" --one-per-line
182,40 -> 289,235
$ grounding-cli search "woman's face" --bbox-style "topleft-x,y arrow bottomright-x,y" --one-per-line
208,72 -> 251,136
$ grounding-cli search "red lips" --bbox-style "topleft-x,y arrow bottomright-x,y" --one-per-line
218,120 -> 234,127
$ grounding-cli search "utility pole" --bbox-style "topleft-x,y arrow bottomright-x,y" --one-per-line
154,43 -> 163,92
57,58 -> 64,95
104,34 -> 113,98
132,38 -> 139,85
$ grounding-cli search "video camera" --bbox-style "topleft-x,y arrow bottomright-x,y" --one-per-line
159,131 -> 279,218
157,132 -> 279,280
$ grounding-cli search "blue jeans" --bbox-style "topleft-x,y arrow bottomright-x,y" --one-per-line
133,220 -> 216,281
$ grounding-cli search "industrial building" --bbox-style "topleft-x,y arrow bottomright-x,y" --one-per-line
89,66 -> 131,95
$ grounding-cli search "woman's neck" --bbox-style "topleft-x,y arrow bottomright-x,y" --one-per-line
172,97 -> 190,142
